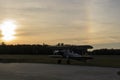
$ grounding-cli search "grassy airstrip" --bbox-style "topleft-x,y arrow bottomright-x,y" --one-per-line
0,55 -> 119,68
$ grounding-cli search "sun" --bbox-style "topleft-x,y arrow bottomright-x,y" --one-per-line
0,19 -> 17,41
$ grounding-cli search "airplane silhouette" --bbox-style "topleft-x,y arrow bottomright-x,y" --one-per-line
49,49 -> 93,64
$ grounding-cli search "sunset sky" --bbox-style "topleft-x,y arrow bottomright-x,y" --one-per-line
0,0 -> 120,49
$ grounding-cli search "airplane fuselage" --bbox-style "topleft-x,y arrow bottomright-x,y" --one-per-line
50,49 -> 93,64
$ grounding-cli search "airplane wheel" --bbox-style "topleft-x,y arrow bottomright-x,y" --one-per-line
66,59 -> 70,64
117,71 -> 120,75
57,59 -> 62,64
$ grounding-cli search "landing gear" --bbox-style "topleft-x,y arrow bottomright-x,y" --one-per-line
66,59 -> 70,64
57,59 -> 62,64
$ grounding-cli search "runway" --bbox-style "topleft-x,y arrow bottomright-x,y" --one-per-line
0,63 -> 119,80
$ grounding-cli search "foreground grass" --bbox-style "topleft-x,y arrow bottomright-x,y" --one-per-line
0,55 -> 120,68
89,55 -> 120,68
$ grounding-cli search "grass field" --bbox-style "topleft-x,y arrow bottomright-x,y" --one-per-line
0,55 -> 120,68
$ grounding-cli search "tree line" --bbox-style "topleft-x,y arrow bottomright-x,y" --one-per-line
91,49 -> 120,55
0,44 -> 53,55
0,43 -> 120,55
0,43 -> 92,55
